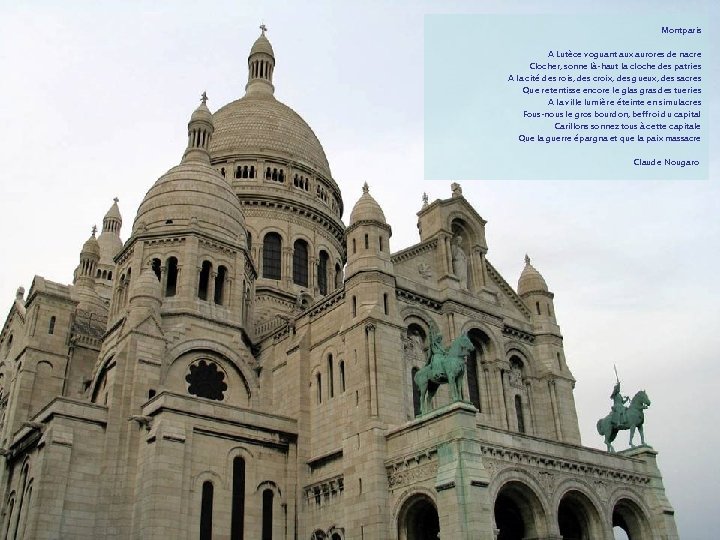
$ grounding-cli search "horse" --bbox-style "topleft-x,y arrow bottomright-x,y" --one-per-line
596,390 -> 651,452
413,333 -> 474,416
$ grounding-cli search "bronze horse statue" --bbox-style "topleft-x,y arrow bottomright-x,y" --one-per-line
413,333 -> 474,415
596,389 -> 651,452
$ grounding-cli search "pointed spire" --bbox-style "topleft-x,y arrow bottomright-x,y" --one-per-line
182,93 -> 214,164
246,26 -> 276,96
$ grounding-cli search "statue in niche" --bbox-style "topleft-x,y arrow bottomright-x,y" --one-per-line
451,235 -> 468,289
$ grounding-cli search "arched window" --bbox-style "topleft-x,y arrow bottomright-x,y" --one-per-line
293,240 -> 309,287
231,457 -> 245,540
316,372 -> 322,404
200,481 -> 213,540
265,167 -> 271,179
261,489 -> 273,540
339,361 -> 346,393
250,165 -> 255,178
515,394 -> 526,433
317,251 -> 329,295
198,261 -> 212,300
152,258 -> 161,281
166,257 -> 178,297
214,265 -> 227,305
262,233 -> 282,280
48,316 -> 56,335
328,355 -> 334,398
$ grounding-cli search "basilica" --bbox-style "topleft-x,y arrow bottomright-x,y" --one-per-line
0,29 -> 678,539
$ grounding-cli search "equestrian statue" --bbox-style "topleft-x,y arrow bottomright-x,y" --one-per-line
596,368 -> 651,452
413,325 -> 474,416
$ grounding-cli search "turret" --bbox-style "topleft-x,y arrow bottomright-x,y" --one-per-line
345,183 -> 393,279
518,254 -> 558,329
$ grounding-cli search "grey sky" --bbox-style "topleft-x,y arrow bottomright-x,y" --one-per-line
1,1 -> 718,537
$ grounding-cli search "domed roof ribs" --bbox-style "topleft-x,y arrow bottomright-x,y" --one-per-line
246,25 -> 275,97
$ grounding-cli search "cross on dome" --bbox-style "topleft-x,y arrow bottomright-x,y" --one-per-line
525,254 -> 531,265
362,182 -> 369,194
113,197 -> 119,204
91,225 -> 97,236
201,91 -> 208,105
260,23 -> 267,35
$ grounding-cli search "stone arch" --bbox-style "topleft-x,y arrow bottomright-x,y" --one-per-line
555,485 -> 607,540
609,491 -> 653,540
459,320 -> 502,359
327,525 -> 345,540
396,490 -> 440,540
490,473 -> 550,540
89,355 -> 116,404
165,339 -> 258,392
164,342 -> 256,406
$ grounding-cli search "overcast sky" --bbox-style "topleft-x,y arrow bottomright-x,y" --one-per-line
1,1 -> 718,538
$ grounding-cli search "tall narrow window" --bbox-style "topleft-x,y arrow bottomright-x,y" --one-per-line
262,233 -> 282,280
328,355 -> 334,398
379,236 -> 384,251
383,293 -> 389,315
536,301 -> 541,315
316,373 -> 322,404
231,457 -> 245,540
200,481 -> 213,540
198,261 -> 212,300
515,395 -> 526,433
261,489 -> 273,540
339,361 -> 346,392
166,257 -> 178,297
352,238 -> 356,254
317,251 -> 329,295
152,258 -> 162,281
334,263 -> 342,289
48,316 -> 56,335
293,239 -> 309,287
364,234 -> 369,249
352,296 -> 357,317
467,350 -> 481,411
412,367 -> 421,417
214,265 -> 227,305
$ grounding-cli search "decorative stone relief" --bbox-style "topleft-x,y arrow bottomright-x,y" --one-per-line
418,262 -> 432,280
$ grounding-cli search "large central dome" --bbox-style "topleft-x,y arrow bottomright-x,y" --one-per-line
211,94 -> 332,179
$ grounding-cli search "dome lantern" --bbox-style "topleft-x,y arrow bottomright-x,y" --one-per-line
245,25 -> 275,97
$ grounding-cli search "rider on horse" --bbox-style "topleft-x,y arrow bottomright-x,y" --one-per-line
426,328 -> 448,381
610,381 -> 629,428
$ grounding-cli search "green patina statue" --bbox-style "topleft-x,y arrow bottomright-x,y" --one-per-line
597,376 -> 651,452
413,326 -> 474,416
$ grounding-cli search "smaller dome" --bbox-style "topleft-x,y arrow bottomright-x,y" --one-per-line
518,255 -> 549,295
104,199 -> 122,221
81,229 -> 100,258
191,100 -> 212,123
130,269 -> 162,302
250,32 -> 274,57
349,183 -> 386,225
133,162 -> 245,244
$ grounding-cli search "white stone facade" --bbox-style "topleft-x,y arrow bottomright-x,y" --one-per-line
0,30 -> 678,540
